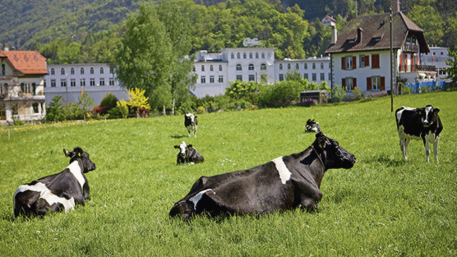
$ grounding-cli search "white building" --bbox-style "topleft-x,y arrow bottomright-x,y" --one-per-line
192,46 -> 331,98
0,50 -> 47,124
421,46 -> 452,83
44,63 -> 129,106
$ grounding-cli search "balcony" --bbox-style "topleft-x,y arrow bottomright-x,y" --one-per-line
399,64 -> 436,73
402,45 -> 419,53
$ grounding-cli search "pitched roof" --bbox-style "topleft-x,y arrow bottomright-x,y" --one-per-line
325,12 -> 429,54
0,50 -> 48,75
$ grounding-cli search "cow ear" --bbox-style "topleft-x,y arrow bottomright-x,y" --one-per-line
434,108 -> 440,113
188,144 -> 193,149
174,145 -> 179,149
63,149 -> 71,157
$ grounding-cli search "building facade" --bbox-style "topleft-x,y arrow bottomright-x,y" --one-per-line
0,50 -> 47,124
420,46 -> 452,83
192,47 -> 331,97
44,63 -> 129,106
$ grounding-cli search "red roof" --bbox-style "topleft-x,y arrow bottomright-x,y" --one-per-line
0,50 -> 48,75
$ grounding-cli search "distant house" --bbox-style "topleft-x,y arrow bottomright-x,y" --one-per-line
420,46 -> 452,83
325,2 -> 431,96
0,49 -> 48,125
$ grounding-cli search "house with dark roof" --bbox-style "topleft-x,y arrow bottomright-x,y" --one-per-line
325,2 -> 432,96
0,49 -> 48,124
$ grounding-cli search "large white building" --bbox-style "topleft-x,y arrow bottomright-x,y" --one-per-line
44,63 -> 129,105
192,45 -> 330,97
421,46 -> 452,83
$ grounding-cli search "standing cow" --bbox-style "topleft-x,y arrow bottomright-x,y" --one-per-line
174,141 -> 204,164
395,105 -> 443,162
169,132 -> 356,219
13,147 -> 96,217
185,113 -> 198,137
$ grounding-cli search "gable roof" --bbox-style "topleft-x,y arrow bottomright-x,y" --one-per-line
325,12 -> 429,54
0,50 -> 48,75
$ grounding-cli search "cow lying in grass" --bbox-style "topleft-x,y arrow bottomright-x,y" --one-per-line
14,147 -> 96,217
169,132 -> 356,219
174,141 -> 204,164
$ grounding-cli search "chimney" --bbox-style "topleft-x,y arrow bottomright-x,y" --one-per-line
393,0 -> 400,13
357,27 -> 363,44
4,43 -> 8,51
331,24 -> 337,45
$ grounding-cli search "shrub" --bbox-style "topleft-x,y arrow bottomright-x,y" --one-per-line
92,106 -> 108,116
100,93 -> 119,110
107,107 -> 122,119
45,96 -> 66,122
197,106 -> 206,114
353,87 -> 362,100
258,81 -> 301,107
331,84 -> 346,102
13,119 -> 24,126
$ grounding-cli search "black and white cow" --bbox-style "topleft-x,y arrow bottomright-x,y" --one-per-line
395,105 -> 443,162
13,147 -> 96,217
174,141 -> 204,164
305,119 -> 322,133
185,113 -> 198,137
169,132 -> 356,218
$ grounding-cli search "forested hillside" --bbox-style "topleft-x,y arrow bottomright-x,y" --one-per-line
1,0 -> 456,63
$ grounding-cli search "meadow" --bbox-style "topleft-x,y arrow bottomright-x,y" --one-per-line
1,92 -> 456,256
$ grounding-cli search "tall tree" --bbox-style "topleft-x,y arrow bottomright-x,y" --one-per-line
408,5 -> 444,46
445,49 -> 457,85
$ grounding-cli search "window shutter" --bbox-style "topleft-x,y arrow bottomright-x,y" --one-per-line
352,56 -> 357,69
372,54 -> 380,68
342,78 -> 346,89
365,55 -> 369,67
341,57 -> 346,70
353,78 -> 357,88
367,77 -> 372,91
380,77 -> 385,91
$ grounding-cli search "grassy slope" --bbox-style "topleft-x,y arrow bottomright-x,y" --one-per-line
0,92 -> 456,256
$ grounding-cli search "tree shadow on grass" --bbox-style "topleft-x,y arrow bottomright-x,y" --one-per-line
171,135 -> 187,139
362,154 -> 405,167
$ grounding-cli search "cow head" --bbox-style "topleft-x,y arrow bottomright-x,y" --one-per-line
63,147 -> 96,173
305,119 -> 321,133
174,141 -> 194,163
185,113 -> 196,124
314,132 -> 356,169
419,105 -> 440,127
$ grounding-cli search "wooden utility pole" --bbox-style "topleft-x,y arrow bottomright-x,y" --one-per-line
390,6 -> 394,112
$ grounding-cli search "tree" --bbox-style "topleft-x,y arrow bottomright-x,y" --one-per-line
77,92 -> 95,120
45,96 -> 66,122
445,49 -> 457,85
408,5 -> 444,46
126,88 -> 151,118
116,100 -> 129,119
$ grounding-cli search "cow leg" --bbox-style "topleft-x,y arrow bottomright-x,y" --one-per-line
194,125 -> 197,138
423,137 -> 431,163
187,127 -> 191,137
294,181 -> 323,212
404,138 -> 411,160
434,136 -> 440,163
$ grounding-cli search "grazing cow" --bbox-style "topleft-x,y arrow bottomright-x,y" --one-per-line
185,113 -> 198,137
174,141 -> 204,164
13,147 -> 96,217
395,105 -> 443,162
169,132 -> 356,219
305,119 -> 321,133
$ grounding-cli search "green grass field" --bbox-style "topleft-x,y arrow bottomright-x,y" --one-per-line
1,92 -> 456,256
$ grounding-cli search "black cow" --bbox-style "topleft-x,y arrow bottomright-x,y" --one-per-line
395,105 -> 443,162
13,147 -> 96,217
185,113 -> 198,137
305,119 -> 322,133
169,132 -> 356,219
174,141 -> 204,164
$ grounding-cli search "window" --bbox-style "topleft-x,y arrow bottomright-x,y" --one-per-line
296,63 -> 299,70
193,66 -> 196,72
1,64 -> 5,76
201,76 -> 206,83
61,79 -> 67,87
249,74 -> 255,81
320,73 -> 325,81
342,56 -> 356,70
100,78 -> 105,86
371,54 -> 380,68
100,67 -> 104,74
367,76 -> 383,90
109,78 -> 115,86
249,52 -> 253,59
71,68 -> 75,75
61,68 -> 65,75
32,103 -> 39,114
80,78 -> 86,87
261,74 -> 267,83
312,73 -> 316,81
360,55 -> 367,67
261,63 -> 266,70
231,53 -> 235,59
236,75 -> 243,81
80,68 -> 84,75
303,73 -> 308,80
243,53 -> 247,59
249,64 -> 254,71
1,83 -> 8,95
261,52 -> 265,59
110,67 -> 114,74
201,65 -> 205,72
210,65 -> 213,72
255,52 -> 259,59
342,77 -> 354,91
237,53 -> 240,59
210,75 -> 215,83
51,79 -> 56,87
312,63 -> 316,69
90,67 -> 94,74
304,63 -> 308,69
219,65 -> 222,71
279,74 -> 284,81
279,64 -> 283,70
236,64 -> 242,71
320,63 -> 324,69
218,75 -> 223,83
90,78 -> 95,86
287,63 -> 291,70
71,79 -> 76,87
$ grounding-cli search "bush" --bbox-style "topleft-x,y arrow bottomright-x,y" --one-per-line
100,93 -> 119,110
399,84 -> 411,95
45,96 -> 66,122
92,106 -> 108,116
353,87 -> 362,100
258,81 -> 302,107
13,119 -> 24,126
107,107 -> 122,119
331,84 -> 346,102
196,106 -> 206,114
